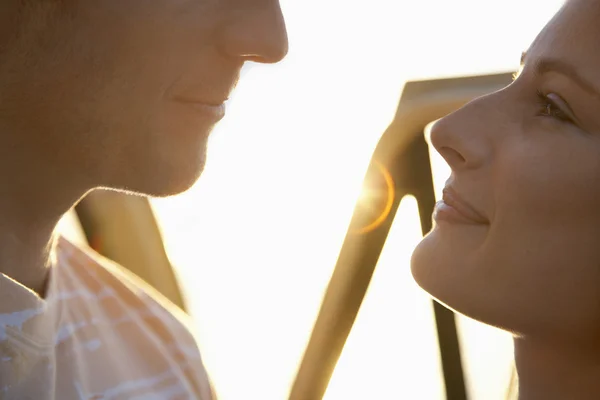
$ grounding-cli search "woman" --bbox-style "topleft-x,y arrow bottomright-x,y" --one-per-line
411,0 -> 600,398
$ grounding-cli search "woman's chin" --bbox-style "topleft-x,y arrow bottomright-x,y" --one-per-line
410,231 -> 497,326
410,230 -> 454,294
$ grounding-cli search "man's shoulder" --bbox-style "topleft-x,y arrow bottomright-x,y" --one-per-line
53,237 -> 217,399
55,235 -> 197,337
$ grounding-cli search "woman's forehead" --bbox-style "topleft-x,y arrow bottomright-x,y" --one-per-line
527,0 -> 600,77
545,0 -> 600,47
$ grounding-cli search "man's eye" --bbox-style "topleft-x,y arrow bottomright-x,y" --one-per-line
536,90 -> 573,123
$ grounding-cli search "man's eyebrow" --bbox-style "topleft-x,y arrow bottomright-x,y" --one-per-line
521,51 -> 600,99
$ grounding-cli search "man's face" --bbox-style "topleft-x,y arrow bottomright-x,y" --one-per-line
0,0 -> 287,197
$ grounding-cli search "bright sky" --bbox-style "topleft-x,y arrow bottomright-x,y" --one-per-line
152,1 -> 564,399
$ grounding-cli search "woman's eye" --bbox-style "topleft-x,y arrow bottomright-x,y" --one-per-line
536,90 -> 574,123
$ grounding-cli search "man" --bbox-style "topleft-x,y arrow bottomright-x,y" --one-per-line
0,1 -> 288,399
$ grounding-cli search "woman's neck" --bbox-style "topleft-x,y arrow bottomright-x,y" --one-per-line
514,336 -> 600,400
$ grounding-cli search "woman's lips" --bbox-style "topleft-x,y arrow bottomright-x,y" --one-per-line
433,187 -> 489,225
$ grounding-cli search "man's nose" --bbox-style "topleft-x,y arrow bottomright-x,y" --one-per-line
429,94 -> 495,172
217,1 -> 289,64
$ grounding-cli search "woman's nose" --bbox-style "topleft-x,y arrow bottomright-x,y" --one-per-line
216,1 -> 289,64
429,95 -> 495,172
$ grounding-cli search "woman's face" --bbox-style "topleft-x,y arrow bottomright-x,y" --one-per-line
411,0 -> 600,345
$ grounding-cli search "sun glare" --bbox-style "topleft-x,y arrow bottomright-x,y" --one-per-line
352,162 -> 395,235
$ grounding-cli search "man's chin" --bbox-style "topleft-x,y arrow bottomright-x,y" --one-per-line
107,157 -> 206,199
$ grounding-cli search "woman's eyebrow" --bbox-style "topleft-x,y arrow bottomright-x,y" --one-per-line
521,50 -> 600,100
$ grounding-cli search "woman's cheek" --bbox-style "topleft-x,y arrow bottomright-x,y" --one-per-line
497,136 -> 600,225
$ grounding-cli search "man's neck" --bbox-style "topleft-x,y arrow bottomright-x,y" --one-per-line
515,336 -> 600,400
0,136 -> 87,297
0,228 -> 58,297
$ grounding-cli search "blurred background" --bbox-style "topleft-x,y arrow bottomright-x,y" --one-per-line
149,1 -> 564,399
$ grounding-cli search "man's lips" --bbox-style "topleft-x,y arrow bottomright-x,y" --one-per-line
172,95 -> 227,121
434,187 -> 489,225
172,95 -> 228,107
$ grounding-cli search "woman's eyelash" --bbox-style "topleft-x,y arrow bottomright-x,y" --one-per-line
511,66 -> 574,125
536,90 -> 573,123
